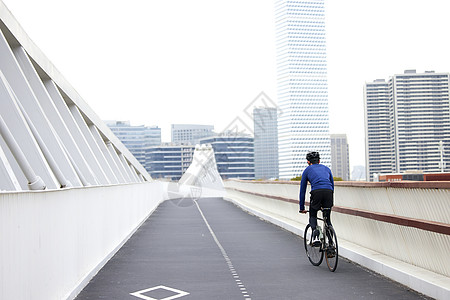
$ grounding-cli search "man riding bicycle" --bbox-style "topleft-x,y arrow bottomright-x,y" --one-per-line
299,151 -> 334,246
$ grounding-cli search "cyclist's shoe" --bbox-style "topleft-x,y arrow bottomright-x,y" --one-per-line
312,236 -> 321,247
311,229 -> 321,247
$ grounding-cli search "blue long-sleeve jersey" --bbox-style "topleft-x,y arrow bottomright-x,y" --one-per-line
299,163 -> 334,210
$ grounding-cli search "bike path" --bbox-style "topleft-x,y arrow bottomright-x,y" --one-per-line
75,197 -> 430,300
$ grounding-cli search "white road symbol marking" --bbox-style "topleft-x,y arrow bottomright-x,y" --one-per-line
130,285 -> 189,300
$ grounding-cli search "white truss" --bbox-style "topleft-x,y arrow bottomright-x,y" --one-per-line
0,1 -> 151,191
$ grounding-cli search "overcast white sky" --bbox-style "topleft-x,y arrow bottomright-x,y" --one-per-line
3,0 -> 450,171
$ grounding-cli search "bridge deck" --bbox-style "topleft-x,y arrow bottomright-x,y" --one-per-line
75,198 -> 429,300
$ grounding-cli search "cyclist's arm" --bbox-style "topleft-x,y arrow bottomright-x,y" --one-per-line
329,169 -> 334,190
299,171 -> 309,211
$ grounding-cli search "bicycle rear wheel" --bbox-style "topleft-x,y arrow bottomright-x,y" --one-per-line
325,226 -> 338,272
304,224 -> 323,266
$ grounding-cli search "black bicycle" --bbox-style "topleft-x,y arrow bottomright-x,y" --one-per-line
303,208 -> 338,272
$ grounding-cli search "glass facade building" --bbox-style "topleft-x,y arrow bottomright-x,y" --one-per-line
106,121 -> 161,172
253,107 -> 279,179
147,144 -> 195,180
200,135 -> 255,180
275,0 -> 331,179
364,70 -> 450,181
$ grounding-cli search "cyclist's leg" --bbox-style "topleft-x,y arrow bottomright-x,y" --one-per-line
308,190 -> 322,230
308,208 -> 321,246
323,209 -> 331,227
309,207 -> 318,230
322,190 -> 334,227
321,190 -> 334,243
309,190 -> 323,244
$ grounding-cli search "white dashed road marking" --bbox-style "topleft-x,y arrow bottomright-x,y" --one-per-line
194,200 -> 251,300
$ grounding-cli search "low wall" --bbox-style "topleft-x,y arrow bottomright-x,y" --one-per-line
0,181 -> 167,300
224,179 -> 450,300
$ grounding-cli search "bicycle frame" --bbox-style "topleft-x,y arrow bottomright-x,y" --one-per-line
316,210 -> 330,245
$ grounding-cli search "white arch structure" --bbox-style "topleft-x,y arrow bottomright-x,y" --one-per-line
169,144 -> 225,199
0,1 -> 150,191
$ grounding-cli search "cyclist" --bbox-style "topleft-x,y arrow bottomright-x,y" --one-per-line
299,151 -> 334,246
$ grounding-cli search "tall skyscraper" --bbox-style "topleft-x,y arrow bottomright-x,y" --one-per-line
253,107 -> 279,179
364,70 -> 450,181
330,134 -> 350,180
275,0 -> 331,179
171,124 -> 214,145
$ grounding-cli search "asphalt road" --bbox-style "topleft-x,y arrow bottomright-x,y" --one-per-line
75,197 -> 430,300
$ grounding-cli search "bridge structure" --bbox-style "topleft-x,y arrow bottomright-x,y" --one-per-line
0,1 -> 449,299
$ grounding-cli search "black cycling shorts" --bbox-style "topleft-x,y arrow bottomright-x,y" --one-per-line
309,189 -> 334,211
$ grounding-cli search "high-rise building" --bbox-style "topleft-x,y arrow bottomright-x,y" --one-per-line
364,70 -> 450,181
364,79 -> 393,180
275,0 -> 331,179
253,107 -> 279,179
147,144 -> 195,180
171,124 -> 214,145
330,134 -> 350,180
106,121 -> 161,171
200,134 -> 255,180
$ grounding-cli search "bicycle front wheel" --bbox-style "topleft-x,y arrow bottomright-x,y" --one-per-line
304,224 -> 323,266
325,226 -> 338,272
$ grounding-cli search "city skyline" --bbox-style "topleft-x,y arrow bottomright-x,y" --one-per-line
4,0 -> 450,171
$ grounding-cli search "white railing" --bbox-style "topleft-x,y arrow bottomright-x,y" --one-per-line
0,182 -> 168,300
224,179 -> 450,300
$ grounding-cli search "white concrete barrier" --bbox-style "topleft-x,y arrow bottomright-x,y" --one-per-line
0,182 -> 166,300
224,179 -> 450,300
2,178 -> 448,299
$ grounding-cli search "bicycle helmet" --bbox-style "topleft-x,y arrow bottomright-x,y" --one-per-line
306,151 -> 320,163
